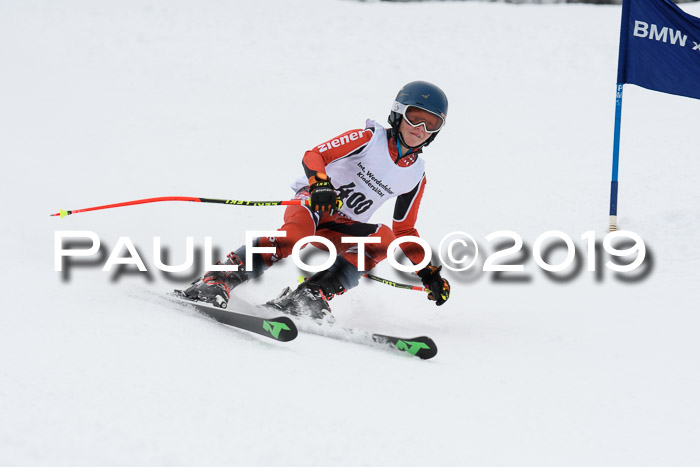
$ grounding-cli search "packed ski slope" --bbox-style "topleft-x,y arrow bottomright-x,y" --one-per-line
2,0 -> 700,465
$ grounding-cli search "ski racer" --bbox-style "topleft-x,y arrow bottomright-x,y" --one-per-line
182,81 -> 451,319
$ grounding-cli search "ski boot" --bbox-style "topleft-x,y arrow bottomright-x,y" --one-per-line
181,252 -> 248,308
265,269 -> 347,323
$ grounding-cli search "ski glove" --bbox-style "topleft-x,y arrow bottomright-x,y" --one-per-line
309,173 -> 341,214
417,265 -> 450,306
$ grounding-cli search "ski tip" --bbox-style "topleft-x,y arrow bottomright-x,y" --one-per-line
396,336 -> 438,360
262,317 -> 298,342
372,334 -> 438,359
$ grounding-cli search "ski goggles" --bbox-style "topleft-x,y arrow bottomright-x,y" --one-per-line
392,101 -> 446,133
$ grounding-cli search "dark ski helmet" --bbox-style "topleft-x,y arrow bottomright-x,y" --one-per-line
388,80 -> 448,149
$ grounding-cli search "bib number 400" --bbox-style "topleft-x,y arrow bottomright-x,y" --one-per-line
336,182 -> 373,215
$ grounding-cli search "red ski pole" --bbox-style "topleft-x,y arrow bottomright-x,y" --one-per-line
49,196 -> 312,218
363,273 -> 427,292
299,274 -> 427,292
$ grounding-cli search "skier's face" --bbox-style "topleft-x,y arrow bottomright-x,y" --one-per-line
399,117 -> 430,148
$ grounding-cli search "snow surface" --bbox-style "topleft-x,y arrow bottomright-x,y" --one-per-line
2,0 -> 700,465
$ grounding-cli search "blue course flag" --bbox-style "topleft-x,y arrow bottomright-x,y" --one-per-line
617,0 -> 700,100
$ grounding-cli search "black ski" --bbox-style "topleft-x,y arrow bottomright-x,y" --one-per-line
170,292 -> 298,342
280,317 -> 438,360
263,288 -> 438,359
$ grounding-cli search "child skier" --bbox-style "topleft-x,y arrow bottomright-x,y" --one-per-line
182,81 -> 451,319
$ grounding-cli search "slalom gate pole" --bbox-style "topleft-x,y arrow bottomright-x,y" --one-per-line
300,274 -> 426,292
50,196 -> 309,218
609,83 -> 624,232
